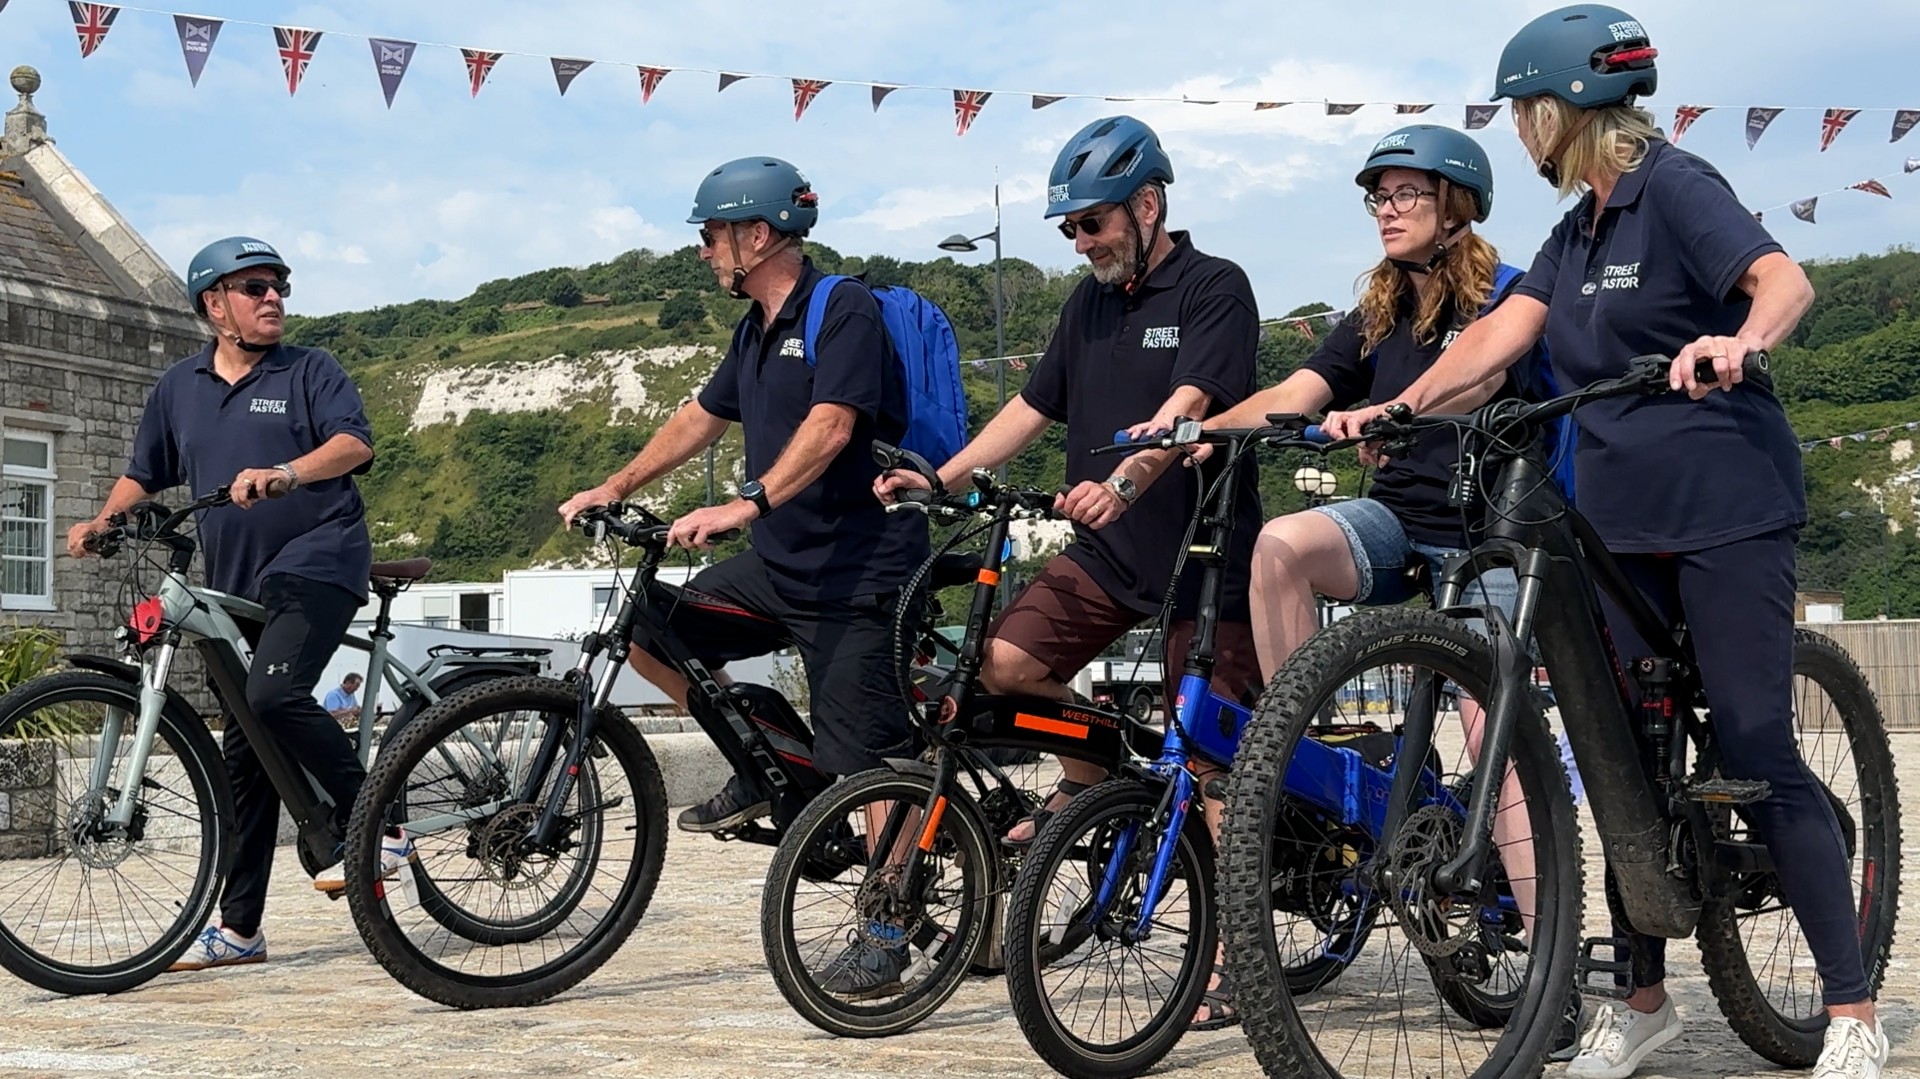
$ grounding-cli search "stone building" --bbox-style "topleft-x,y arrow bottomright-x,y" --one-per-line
0,65 -> 207,647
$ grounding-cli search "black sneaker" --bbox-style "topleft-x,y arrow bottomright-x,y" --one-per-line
1549,988 -> 1585,1062
676,776 -> 771,833
819,922 -> 908,1000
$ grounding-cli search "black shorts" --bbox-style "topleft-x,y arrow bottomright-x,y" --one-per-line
635,549 -> 915,777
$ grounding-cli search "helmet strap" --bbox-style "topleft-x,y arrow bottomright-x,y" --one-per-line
209,289 -> 276,354
721,222 -> 792,301
1120,190 -> 1163,295
1536,109 -> 1598,187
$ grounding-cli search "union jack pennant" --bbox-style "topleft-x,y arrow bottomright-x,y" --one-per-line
1820,108 -> 1860,152
1395,104 -> 1434,114
1850,179 -> 1892,198
1253,101 -> 1289,111
953,90 -> 989,136
461,49 -> 500,98
638,66 -> 669,104
791,79 -> 829,121
69,2 -> 118,59
273,27 -> 321,96
1670,105 -> 1710,144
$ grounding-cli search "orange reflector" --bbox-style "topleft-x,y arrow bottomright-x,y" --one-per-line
916,796 -> 949,851
1014,712 -> 1089,739
977,569 -> 1001,587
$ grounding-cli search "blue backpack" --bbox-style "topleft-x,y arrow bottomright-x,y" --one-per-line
804,275 -> 970,468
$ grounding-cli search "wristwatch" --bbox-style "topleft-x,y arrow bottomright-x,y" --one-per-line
272,462 -> 300,491
1103,475 -> 1138,504
738,479 -> 773,518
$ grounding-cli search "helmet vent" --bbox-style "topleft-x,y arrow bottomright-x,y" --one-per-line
1090,118 -> 1121,139
1066,151 -> 1091,179
1102,149 -> 1139,178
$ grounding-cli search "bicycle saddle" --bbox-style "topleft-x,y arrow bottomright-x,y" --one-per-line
370,558 -> 433,583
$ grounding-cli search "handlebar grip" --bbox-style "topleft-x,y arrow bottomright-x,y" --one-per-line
896,488 -> 934,506
1691,350 -> 1770,386
1302,425 -> 1332,445
709,528 -> 742,543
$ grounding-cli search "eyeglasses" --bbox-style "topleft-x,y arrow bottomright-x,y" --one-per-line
1056,207 -> 1116,240
698,226 -> 719,248
1364,187 -> 1437,217
222,277 -> 292,300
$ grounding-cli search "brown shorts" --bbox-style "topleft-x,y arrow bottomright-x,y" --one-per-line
986,553 -> 1262,708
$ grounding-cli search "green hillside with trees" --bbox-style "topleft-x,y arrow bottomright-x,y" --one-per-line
282,245 -> 1920,619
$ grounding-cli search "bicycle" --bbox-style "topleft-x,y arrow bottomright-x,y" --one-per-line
1219,353 -> 1901,1079
0,488 -> 540,995
759,442 -> 1161,1038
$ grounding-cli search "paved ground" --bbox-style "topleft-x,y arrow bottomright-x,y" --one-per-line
0,740 -> 1916,1079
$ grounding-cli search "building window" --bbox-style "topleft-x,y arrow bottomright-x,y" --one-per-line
458,592 -> 490,632
2,432 -> 54,610
591,585 -> 616,620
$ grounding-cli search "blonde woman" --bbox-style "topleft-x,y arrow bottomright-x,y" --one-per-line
1323,7 -> 1876,1079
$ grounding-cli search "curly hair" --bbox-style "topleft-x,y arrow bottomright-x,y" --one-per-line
1352,184 -> 1501,353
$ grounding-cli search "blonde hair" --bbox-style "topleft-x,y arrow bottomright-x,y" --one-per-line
1354,185 -> 1500,353
1515,95 -> 1657,200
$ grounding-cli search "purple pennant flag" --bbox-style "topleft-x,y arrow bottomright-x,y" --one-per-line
368,38 -> 415,108
1745,107 -> 1782,149
870,85 -> 897,111
1790,197 -> 1818,224
1893,110 -> 1920,143
1031,94 -> 1064,109
172,14 -> 220,86
718,72 -> 748,92
551,57 -> 591,95
1464,103 -> 1502,130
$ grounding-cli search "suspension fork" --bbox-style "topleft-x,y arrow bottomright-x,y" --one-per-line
521,634 -> 614,851
103,635 -> 180,828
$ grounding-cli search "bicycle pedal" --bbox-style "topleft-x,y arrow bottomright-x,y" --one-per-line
1576,936 -> 1634,1000
1688,777 -> 1771,804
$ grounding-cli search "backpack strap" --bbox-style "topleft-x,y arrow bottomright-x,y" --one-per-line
1484,263 -> 1525,315
799,274 -> 856,369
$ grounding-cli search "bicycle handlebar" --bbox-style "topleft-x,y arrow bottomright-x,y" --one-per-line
871,440 -> 1063,523
84,486 -> 234,557
577,503 -> 740,548
1094,413 -> 1337,456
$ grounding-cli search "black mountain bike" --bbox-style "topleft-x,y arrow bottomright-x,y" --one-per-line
1220,354 -> 1900,1079
760,444 -> 1160,1038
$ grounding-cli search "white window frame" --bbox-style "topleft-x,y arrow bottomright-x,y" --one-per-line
1,429 -> 56,611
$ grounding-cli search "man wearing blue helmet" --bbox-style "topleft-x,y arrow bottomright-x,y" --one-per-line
879,116 -> 1264,851
68,237 -> 404,970
561,158 -> 925,846
1327,8 -> 1879,1079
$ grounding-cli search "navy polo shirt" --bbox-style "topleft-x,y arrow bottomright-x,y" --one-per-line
696,258 -> 928,602
1022,232 -> 1262,620
126,343 -> 374,602
1515,138 -> 1805,553
1305,281 -> 1541,549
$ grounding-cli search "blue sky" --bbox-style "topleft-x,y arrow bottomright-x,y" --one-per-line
6,0 -> 1918,317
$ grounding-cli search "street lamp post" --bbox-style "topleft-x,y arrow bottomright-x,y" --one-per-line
939,183 -> 1008,479
1839,509 -> 1893,618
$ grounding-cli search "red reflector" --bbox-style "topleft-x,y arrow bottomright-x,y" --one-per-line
1603,46 -> 1657,67
130,596 -> 164,643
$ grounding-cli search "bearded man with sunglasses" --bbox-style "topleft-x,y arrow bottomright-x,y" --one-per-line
67,236 -> 399,971
877,117 -> 1265,847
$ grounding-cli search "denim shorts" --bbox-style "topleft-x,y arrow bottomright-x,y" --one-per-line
1308,498 -> 1518,619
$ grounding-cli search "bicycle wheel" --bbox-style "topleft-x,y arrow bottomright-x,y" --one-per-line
345,676 -> 667,1008
0,671 -> 232,994
1221,607 -> 1580,1079
761,766 -> 995,1037
1695,629 -> 1902,1067
1002,777 -> 1217,1079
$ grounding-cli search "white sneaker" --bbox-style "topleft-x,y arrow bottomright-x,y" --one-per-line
1566,997 -> 1683,1079
314,828 -> 414,894
169,925 -> 266,971
1811,1016 -> 1890,1079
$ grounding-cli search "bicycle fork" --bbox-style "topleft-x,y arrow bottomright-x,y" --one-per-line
96,638 -> 179,831
522,639 -> 621,852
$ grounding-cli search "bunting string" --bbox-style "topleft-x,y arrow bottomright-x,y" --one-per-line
1750,160 -> 1920,225
1798,420 -> 1920,452
32,2 -> 1920,144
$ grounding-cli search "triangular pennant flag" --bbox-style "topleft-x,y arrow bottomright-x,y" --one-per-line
1753,211 -> 1764,223
1105,97 -> 1135,103
1253,101 -> 1289,111
870,85 -> 897,111
1851,432 -> 1867,442
69,3 -> 118,59
1183,96 -> 1219,105
461,49 -> 499,98
1791,197 -> 1818,223
1008,357 -> 1027,371
1745,107 -> 1782,149
1031,94 -> 1065,109
1326,103 -> 1363,116
273,27 -> 321,96
1893,110 -> 1920,144
551,57 -> 592,96
368,38 -> 415,108
1395,104 -> 1434,114
1820,108 -> 1860,151
1295,320 -> 1316,341
1829,437 -> 1844,448
791,79 -> 829,121
172,15 -> 220,86
1323,310 -> 1343,328
1908,158 -> 1920,174
1850,179 -> 1892,198
953,89 -> 989,136
638,66 -> 669,104
1670,105 -> 1710,143
718,72 -> 748,92
1464,103 -> 1502,130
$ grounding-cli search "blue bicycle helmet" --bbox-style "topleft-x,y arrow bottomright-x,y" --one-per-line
686,157 -> 818,235
186,237 -> 289,316
1492,4 -> 1658,109
1043,116 -> 1174,219
1357,125 -> 1495,222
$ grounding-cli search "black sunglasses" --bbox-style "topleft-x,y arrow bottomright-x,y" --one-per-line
1056,207 -> 1116,240
224,277 -> 292,300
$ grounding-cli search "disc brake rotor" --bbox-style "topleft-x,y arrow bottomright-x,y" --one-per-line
1383,803 -> 1483,957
